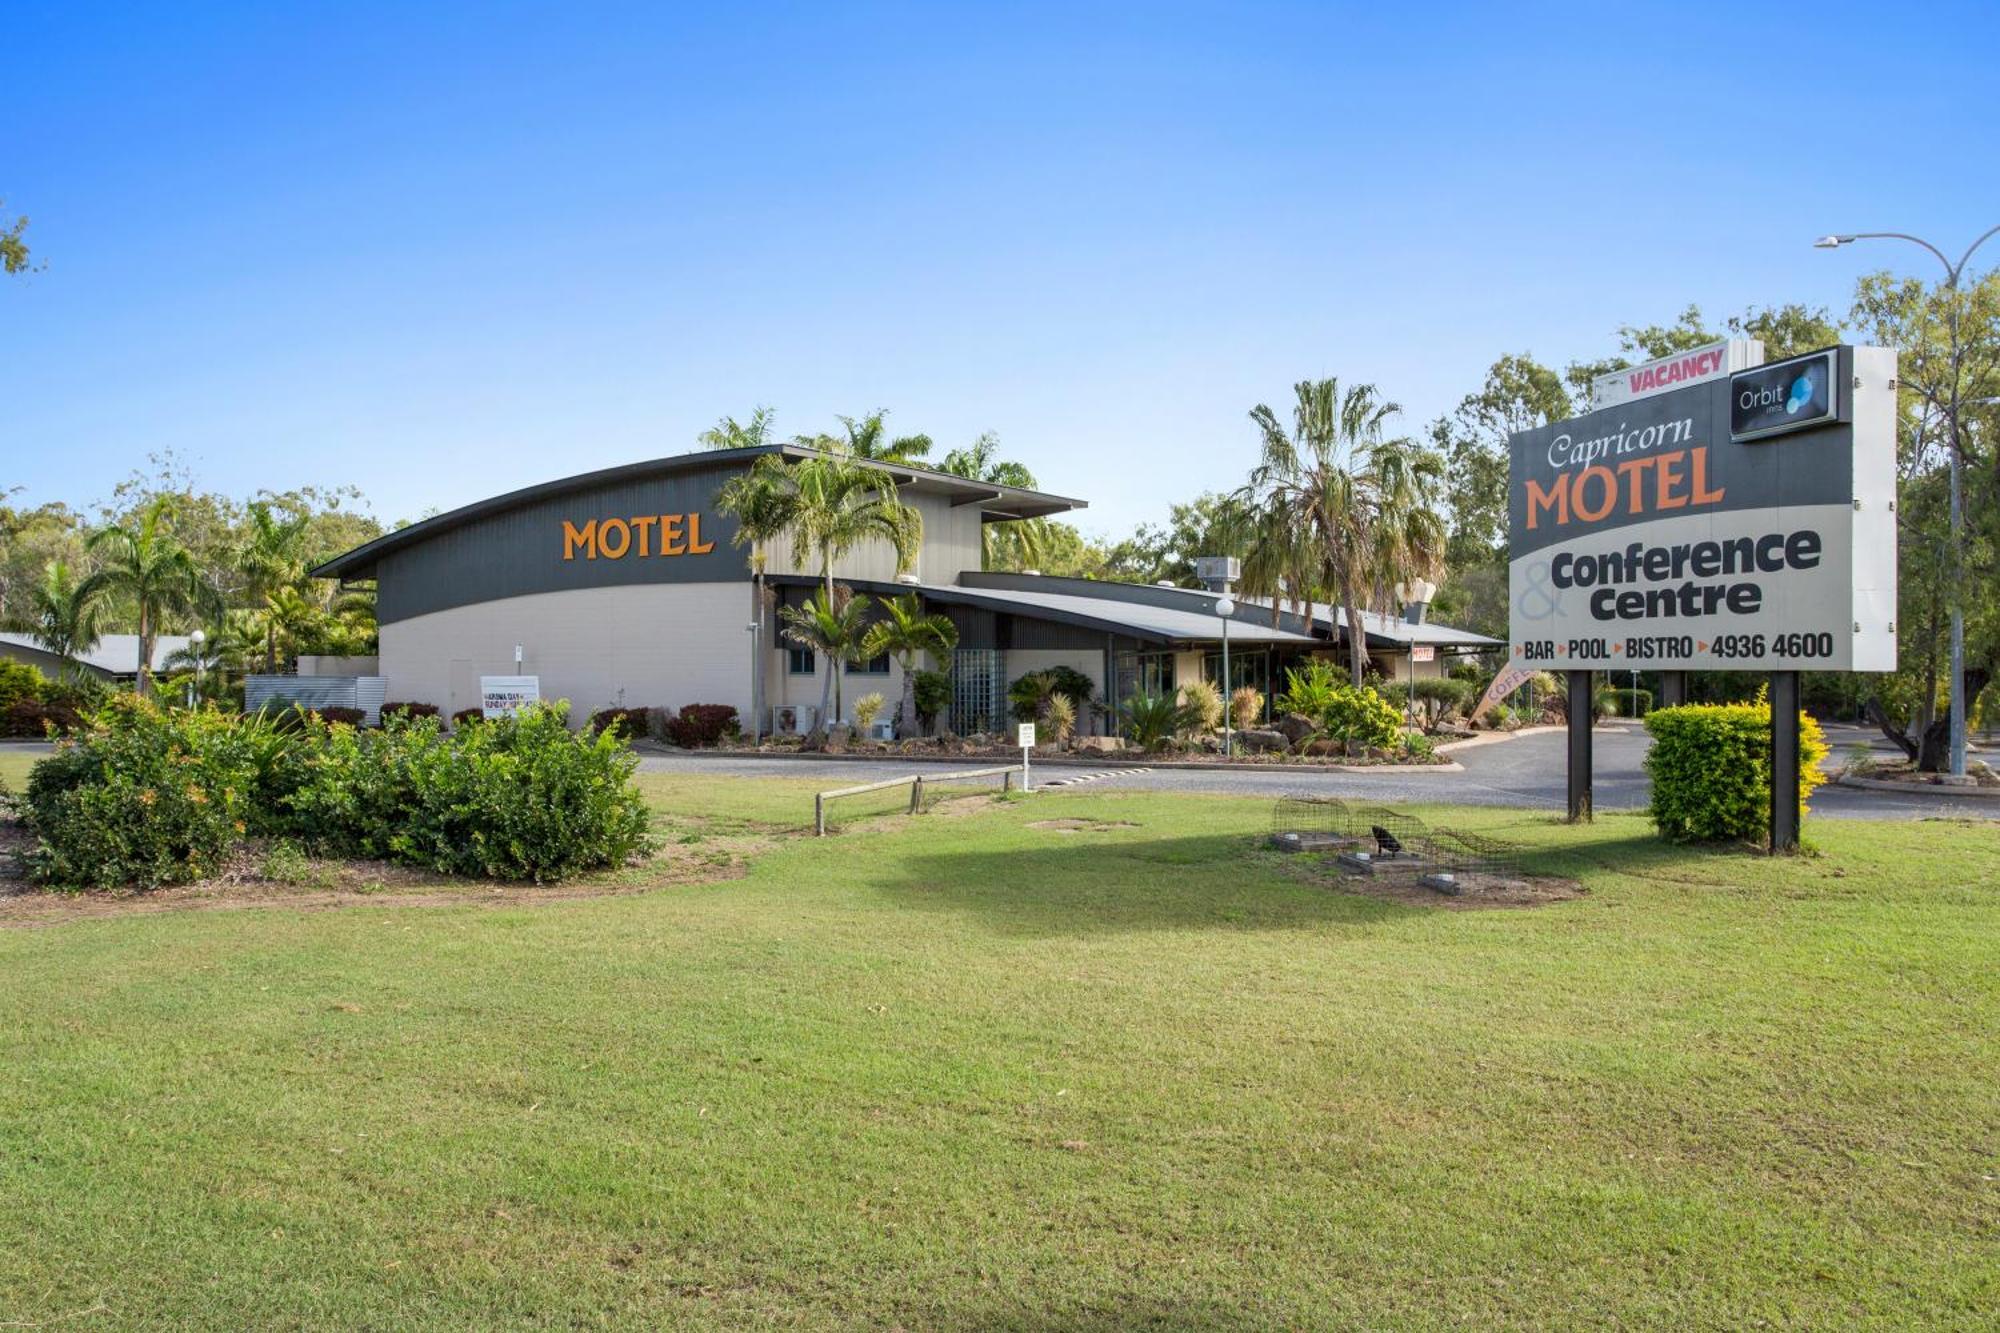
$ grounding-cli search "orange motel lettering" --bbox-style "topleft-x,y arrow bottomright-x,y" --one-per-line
562,513 -> 716,560
1524,448 -> 1725,530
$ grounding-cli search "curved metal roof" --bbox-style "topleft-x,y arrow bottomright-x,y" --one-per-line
311,445 -> 1085,581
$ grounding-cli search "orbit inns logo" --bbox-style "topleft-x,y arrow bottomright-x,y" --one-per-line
1730,351 -> 1838,442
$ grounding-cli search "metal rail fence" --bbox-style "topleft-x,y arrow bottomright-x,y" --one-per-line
813,765 -> 1024,836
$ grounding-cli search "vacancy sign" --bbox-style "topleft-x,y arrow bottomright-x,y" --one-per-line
1588,339 -> 1762,411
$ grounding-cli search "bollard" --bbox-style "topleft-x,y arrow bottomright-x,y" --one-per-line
909,776 -> 924,814
814,792 -> 825,837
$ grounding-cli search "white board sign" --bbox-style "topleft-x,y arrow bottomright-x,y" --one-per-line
1017,722 -> 1037,748
1410,644 -> 1436,664
1588,339 -> 1762,411
480,675 -> 541,718
1509,346 -> 1897,673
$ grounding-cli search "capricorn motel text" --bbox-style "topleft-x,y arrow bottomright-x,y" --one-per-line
1524,446 -> 1725,530
561,513 -> 717,560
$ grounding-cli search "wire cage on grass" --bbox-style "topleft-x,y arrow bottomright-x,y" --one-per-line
1269,794 -> 1356,850
1414,828 -> 1522,879
1352,806 -> 1427,859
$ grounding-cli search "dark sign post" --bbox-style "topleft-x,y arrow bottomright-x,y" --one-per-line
1566,670 -> 1593,822
1770,671 -> 1802,852
1507,345 -> 1897,851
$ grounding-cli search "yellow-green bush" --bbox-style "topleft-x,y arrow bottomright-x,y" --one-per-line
1643,701 -> 1828,845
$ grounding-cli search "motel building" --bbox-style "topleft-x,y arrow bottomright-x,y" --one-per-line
309,447 -> 1499,735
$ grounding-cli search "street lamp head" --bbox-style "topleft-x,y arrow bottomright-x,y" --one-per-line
1215,597 -> 1235,618
190,628 -> 206,646
1814,234 -> 1854,249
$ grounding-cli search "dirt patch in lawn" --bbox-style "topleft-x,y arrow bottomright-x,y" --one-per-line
1030,818 -> 1140,834
0,819 -> 772,928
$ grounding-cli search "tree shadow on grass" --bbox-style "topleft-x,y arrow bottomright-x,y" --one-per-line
864,829 -> 1437,938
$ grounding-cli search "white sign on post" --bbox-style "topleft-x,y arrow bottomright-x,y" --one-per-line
1410,644 -> 1436,664
1016,722 -> 1036,748
480,675 -> 541,719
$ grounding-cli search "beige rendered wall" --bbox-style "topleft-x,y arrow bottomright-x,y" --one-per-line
379,583 -> 756,720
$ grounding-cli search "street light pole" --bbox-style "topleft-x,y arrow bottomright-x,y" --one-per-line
1817,224 -> 2000,779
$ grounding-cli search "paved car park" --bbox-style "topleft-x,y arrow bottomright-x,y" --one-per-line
636,722 -> 1998,822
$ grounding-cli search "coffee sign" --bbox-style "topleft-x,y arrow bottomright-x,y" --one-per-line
1508,345 -> 1897,673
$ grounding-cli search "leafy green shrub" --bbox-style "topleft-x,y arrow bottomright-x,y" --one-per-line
1322,684 -> 1402,753
1176,679 -> 1223,734
1408,677 -> 1472,727
0,660 -> 48,709
20,698 -> 266,889
380,701 -> 441,723
662,704 -> 737,748
1278,662 -> 1400,752
912,669 -> 952,730
1643,701 -> 1829,845
1120,693 -> 1191,750
288,704 -> 651,880
1398,729 -> 1437,762
1276,661 -> 1344,721
452,707 -> 485,728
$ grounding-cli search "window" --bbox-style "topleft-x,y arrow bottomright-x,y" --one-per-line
787,647 -> 815,675
847,653 -> 890,675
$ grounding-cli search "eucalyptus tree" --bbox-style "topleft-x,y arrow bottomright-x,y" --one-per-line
778,586 -> 875,736
1239,379 -> 1437,684
79,498 -> 220,696
26,559 -> 103,680
861,592 -> 960,737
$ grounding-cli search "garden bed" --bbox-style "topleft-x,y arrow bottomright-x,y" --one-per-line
691,736 -> 1458,767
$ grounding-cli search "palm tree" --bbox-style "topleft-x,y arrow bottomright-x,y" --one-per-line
715,465 -> 800,733
779,586 -> 874,737
1239,379 -> 1433,685
237,501 -> 313,672
26,558 -> 104,681
699,407 -> 778,450
798,409 -> 933,465
79,498 -> 220,696
937,432 -> 1052,570
861,592 -> 960,737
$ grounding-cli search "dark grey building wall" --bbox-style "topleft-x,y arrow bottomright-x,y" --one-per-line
375,461 -> 750,624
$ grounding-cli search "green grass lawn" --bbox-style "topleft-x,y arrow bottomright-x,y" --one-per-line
2,771 -> 1996,1328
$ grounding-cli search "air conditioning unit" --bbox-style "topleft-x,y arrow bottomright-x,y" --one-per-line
772,704 -> 817,736
867,719 -> 895,741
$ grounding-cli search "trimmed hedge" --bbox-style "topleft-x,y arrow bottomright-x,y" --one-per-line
1602,687 -> 1653,718
1643,701 -> 1829,845
452,707 -> 486,728
0,659 -> 48,709
380,701 -> 441,723
318,706 -> 367,727
662,704 -> 738,748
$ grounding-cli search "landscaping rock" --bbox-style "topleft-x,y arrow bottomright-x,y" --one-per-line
1235,728 -> 1289,753
1073,735 -> 1127,753
1300,738 -> 1345,758
1273,712 -> 1318,746
824,724 -> 853,752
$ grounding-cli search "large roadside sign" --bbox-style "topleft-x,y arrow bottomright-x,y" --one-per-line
1507,345 -> 1898,674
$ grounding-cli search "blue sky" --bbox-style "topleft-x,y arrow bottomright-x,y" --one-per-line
4,2 -> 1996,538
